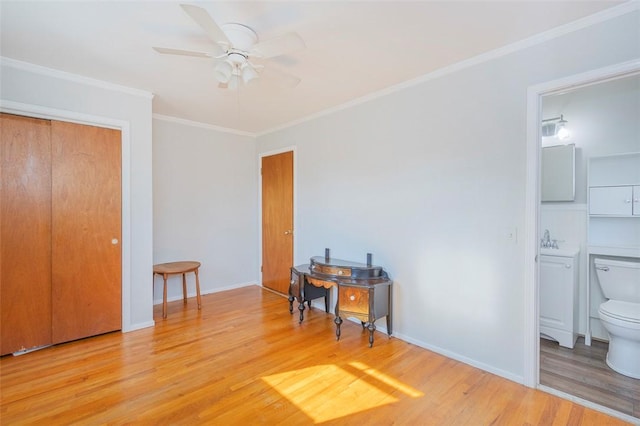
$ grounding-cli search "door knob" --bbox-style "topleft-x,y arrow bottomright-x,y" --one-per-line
284,230 -> 292,235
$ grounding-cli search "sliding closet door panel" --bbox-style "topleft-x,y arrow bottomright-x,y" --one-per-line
0,113 -> 52,355
51,121 -> 122,344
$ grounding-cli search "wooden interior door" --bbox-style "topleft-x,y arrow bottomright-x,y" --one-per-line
51,121 -> 122,343
262,151 -> 293,294
0,114 -> 53,355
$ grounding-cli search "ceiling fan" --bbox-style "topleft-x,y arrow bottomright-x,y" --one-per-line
153,4 -> 305,89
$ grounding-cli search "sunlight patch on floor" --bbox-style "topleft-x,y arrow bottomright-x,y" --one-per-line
262,362 -> 422,423
348,361 -> 424,398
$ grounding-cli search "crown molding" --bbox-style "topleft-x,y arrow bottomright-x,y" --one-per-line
153,114 -> 256,138
256,1 -> 640,137
1,56 -> 154,99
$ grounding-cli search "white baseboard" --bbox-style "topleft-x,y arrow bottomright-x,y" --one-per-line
123,320 -> 155,333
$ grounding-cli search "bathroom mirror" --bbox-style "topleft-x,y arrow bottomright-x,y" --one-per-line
541,144 -> 575,202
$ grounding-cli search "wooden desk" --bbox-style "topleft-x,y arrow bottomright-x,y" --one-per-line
289,253 -> 392,347
153,261 -> 201,319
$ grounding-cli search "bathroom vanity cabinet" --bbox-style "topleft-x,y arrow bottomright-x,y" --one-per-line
540,250 -> 579,348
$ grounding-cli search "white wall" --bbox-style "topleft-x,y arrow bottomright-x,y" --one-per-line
1,59 -> 154,331
152,118 -> 258,302
257,10 -> 640,382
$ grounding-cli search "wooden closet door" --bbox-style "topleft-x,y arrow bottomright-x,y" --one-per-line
51,121 -> 122,343
0,114 -> 52,355
261,151 -> 294,294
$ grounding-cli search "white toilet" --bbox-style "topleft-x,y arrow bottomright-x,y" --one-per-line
594,258 -> 640,379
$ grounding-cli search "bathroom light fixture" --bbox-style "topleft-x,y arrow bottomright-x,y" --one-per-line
541,114 -> 571,140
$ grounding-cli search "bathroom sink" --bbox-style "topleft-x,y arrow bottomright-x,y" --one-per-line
541,246 -> 580,257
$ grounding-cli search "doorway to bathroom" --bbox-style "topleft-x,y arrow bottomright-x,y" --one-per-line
524,61 -> 640,421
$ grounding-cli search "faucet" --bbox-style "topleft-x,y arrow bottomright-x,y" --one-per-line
541,229 -> 551,248
541,229 -> 560,249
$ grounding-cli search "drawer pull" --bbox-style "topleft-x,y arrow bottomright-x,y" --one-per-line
595,265 -> 609,272
350,295 -> 355,301
565,264 -> 571,269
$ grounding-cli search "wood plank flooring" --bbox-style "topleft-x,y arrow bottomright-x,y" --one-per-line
540,337 -> 640,419
0,286 -> 632,425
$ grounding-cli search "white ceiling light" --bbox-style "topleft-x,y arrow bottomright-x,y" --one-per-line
556,116 -> 570,140
228,75 -> 239,90
214,60 -> 233,83
241,63 -> 258,85
153,5 -> 305,91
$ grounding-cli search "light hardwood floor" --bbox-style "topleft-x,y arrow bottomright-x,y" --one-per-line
0,286 -> 631,425
540,337 -> 640,419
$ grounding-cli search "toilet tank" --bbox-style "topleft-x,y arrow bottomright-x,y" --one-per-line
594,258 -> 640,303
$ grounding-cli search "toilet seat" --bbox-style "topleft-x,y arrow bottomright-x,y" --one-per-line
599,300 -> 640,324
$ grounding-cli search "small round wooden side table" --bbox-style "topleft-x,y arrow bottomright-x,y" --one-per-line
153,261 -> 202,319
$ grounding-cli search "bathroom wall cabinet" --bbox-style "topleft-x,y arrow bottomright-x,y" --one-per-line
540,251 -> 579,348
589,185 -> 640,216
586,152 -> 640,343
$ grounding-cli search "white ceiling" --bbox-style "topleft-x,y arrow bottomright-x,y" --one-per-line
0,1 -> 626,134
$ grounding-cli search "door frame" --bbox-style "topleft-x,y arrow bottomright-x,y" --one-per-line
1,100 -> 133,332
258,146 -> 297,287
523,59 -> 640,390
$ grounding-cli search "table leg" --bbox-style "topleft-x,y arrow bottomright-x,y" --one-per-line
367,322 -> 376,348
182,273 -> 187,304
194,268 -> 202,310
335,316 -> 343,341
163,273 -> 168,319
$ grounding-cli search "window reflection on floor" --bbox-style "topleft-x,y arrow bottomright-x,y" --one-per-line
262,362 -> 423,423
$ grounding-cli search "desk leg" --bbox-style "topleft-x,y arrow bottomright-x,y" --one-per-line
297,274 -> 305,323
182,273 -> 187,304
367,322 -> 376,348
195,268 -> 202,310
335,316 -> 343,341
387,285 -> 392,336
162,273 -> 168,319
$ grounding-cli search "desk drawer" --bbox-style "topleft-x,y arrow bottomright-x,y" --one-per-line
311,264 -> 351,277
339,286 -> 369,315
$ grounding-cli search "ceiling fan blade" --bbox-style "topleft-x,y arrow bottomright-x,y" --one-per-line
153,47 -> 211,58
259,67 -> 301,89
250,32 -> 305,58
180,4 -> 230,51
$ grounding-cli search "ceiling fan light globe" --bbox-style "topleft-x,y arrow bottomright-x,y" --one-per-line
242,65 -> 259,85
228,75 -> 239,90
214,61 -> 233,83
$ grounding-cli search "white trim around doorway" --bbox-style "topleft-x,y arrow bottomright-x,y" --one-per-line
523,59 -> 640,420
